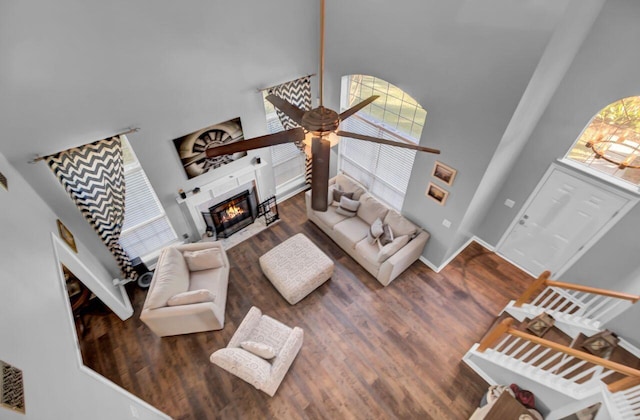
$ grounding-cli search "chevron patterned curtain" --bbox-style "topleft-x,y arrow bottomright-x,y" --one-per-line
46,136 -> 136,279
268,76 -> 313,185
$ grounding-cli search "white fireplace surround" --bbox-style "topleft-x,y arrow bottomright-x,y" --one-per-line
177,163 -> 267,238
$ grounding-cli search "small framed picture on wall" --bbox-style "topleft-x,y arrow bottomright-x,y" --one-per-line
57,219 -> 78,253
432,161 -> 457,186
425,182 -> 449,205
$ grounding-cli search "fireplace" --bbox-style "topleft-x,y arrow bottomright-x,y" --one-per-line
201,189 -> 256,238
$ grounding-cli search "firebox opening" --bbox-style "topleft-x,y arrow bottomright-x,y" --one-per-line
201,188 -> 257,239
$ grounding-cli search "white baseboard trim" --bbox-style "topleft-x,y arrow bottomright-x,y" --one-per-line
471,236 -> 496,252
419,255 -> 440,272
419,235 -> 493,273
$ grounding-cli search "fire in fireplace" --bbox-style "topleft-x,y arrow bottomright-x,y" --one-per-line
201,189 -> 256,239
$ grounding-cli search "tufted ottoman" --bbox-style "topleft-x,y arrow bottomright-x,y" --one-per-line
259,233 -> 334,304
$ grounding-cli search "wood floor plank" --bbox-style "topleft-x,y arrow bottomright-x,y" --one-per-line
77,192 -> 534,419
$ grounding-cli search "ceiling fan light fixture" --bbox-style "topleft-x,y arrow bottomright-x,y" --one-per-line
303,131 -> 339,149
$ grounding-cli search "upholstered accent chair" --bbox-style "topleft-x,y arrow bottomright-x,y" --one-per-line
140,242 -> 229,337
210,306 -> 303,397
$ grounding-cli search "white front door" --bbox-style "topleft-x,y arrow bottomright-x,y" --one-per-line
496,165 -> 634,277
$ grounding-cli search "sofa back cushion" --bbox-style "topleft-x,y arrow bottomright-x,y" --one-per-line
384,210 -> 419,238
357,193 -> 389,225
335,173 -> 366,200
145,247 -> 190,309
184,248 -> 225,271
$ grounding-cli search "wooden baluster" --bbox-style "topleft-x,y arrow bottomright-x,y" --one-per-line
478,318 -> 514,352
514,270 -> 551,307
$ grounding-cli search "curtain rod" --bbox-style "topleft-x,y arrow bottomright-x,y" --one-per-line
29,127 -> 140,163
257,73 -> 316,93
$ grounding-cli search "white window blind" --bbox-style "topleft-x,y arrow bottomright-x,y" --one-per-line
338,75 -> 425,211
263,93 -> 306,188
340,116 -> 417,210
119,137 -> 177,259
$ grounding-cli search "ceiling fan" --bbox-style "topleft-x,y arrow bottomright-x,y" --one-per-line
205,0 -> 440,211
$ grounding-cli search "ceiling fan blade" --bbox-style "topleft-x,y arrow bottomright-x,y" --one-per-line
311,137 -> 331,211
336,130 -> 441,154
338,95 -> 380,121
265,94 -> 306,126
200,127 -> 305,160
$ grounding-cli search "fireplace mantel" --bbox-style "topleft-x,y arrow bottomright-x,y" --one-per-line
176,162 -> 267,238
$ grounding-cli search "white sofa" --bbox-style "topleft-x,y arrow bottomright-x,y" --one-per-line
140,242 -> 229,337
306,173 -> 430,286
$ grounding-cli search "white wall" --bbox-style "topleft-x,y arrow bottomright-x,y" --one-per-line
323,0 -> 572,267
0,152 -> 168,419
476,0 -> 640,343
1,0 -> 318,272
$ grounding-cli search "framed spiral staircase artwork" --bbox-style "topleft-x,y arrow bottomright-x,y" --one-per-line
173,117 -> 247,179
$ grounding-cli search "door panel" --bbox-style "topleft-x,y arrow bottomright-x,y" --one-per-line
497,167 -> 629,276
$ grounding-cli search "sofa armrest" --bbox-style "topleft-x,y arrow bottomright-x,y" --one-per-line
210,348 -> 271,390
377,230 -> 430,286
228,306 -> 263,348
264,326 -> 304,396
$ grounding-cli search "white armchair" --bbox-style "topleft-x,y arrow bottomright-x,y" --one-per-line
210,306 -> 303,397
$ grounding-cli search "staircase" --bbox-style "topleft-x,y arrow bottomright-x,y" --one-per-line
463,271 -> 640,419
503,271 -> 640,337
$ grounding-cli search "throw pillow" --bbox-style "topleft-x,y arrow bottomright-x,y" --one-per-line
327,184 -> 342,207
240,341 -> 276,360
332,189 -> 354,206
383,210 -> 418,238
167,289 -> 216,306
379,223 -> 394,246
183,248 -> 224,271
336,196 -> 360,217
334,173 -> 366,200
377,235 -> 409,262
367,217 -> 384,244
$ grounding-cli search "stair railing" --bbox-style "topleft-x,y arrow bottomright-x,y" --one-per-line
477,318 -> 640,395
514,271 -> 640,327
608,383 -> 640,419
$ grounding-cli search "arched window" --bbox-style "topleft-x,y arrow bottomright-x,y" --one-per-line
564,96 -> 640,189
338,75 -> 427,210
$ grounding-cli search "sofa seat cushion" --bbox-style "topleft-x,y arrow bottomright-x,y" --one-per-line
145,247 -> 190,309
357,193 -> 389,225
384,210 -> 419,238
314,205 -> 348,228
333,217 -> 370,249
189,268 -> 228,297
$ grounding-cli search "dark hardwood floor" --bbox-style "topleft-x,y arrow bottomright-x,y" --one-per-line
78,192 -> 534,420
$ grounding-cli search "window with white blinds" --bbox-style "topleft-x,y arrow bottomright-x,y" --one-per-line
119,136 -> 177,259
338,75 -> 426,210
263,93 -> 306,187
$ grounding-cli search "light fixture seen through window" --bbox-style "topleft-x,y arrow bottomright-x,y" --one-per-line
565,96 -> 640,186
